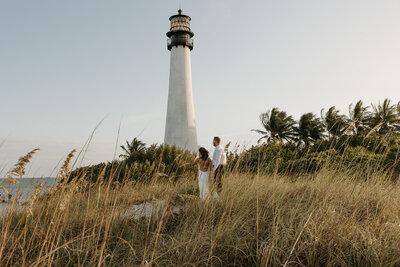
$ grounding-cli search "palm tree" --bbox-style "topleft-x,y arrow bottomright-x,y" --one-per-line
397,101 -> 400,116
120,138 -> 146,159
348,100 -> 370,135
252,108 -> 297,144
369,99 -> 400,135
296,113 -> 325,147
321,106 -> 349,140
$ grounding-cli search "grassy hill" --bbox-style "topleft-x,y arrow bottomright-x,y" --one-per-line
1,148 -> 400,266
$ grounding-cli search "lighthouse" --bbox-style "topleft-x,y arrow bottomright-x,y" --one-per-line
164,10 -> 198,152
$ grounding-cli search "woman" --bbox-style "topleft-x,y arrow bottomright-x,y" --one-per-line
192,147 -> 212,200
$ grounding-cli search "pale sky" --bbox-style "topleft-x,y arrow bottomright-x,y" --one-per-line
1,0 -> 400,177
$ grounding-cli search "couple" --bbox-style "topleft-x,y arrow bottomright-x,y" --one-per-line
192,136 -> 227,200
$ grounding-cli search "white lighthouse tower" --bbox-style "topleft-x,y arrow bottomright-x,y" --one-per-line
164,10 -> 198,152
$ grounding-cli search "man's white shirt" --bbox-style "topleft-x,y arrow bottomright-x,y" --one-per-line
212,145 -> 227,170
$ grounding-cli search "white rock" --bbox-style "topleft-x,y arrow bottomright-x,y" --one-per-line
122,200 -> 183,220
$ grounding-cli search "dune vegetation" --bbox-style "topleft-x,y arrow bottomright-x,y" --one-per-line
1,99 -> 400,266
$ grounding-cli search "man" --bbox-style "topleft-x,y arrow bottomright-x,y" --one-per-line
212,136 -> 227,193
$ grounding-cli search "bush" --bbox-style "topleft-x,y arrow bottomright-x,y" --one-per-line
72,135 -> 400,184
228,139 -> 399,179
70,144 -> 196,184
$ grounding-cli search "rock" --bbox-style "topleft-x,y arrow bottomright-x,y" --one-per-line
121,200 -> 184,220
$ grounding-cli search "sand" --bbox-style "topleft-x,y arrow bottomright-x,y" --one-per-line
0,202 -> 22,217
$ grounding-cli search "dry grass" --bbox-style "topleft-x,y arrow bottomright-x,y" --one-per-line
0,148 -> 40,195
0,167 -> 399,266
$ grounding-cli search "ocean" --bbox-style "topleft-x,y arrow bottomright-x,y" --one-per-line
0,177 -> 57,202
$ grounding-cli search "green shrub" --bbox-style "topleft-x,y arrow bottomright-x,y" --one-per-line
70,144 -> 196,183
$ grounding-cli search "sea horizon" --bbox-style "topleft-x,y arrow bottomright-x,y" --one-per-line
0,177 -> 57,202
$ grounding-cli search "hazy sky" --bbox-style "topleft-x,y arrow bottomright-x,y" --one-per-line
1,0 -> 400,177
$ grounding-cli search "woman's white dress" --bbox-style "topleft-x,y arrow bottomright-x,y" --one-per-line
198,169 -> 210,200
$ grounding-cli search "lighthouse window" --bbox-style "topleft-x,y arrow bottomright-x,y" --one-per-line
171,17 -> 190,31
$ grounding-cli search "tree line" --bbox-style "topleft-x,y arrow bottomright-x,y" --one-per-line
71,99 -> 400,183
252,99 -> 400,147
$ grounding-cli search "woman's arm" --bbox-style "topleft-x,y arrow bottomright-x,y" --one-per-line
192,156 -> 199,166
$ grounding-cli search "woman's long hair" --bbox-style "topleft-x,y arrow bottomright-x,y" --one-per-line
199,147 -> 209,161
